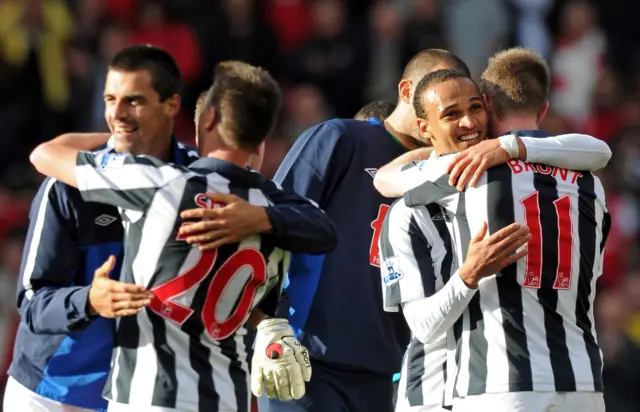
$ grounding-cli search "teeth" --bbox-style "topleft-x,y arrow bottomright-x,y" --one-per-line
459,133 -> 478,141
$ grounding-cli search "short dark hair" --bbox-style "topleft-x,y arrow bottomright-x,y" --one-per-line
109,44 -> 182,101
480,48 -> 550,118
354,100 -> 395,122
412,69 -> 474,119
402,49 -> 471,82
204,61 -> 282,151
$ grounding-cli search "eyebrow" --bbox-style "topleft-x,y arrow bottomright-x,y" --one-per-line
103,94 -> 147,101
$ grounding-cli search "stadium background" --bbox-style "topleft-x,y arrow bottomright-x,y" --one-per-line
0,0 -> 639,410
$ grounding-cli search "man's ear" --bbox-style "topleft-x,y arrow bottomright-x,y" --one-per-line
398,79 -> 412,105
417,118 -> 432,143
538,101 -> 550,124
204,107 -> 216,132
165,94 -> 182,118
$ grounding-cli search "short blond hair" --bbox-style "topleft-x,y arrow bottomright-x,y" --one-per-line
194,91 -> 207,123
480,48 -> 550,118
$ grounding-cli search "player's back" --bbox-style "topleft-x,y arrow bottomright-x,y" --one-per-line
404,156 -> 610,397
276,118 -> 411,373
107,157 -> 289,412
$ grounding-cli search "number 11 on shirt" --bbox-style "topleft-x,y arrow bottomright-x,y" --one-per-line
370,204 -> 390,267
520,191 -> 573,290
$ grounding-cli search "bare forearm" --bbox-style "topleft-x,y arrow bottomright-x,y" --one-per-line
30,133 -> 109,187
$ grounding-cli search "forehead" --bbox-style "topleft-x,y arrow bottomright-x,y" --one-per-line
104,69 -> 157,98
425,78 -> 480,111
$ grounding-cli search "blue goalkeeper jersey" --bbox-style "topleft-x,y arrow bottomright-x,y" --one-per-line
274,118 -> 412,374
9,138 -> 197,411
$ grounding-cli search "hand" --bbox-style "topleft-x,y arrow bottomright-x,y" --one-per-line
87,256 -> 152,318
251,318 -> 312,400
446,139 -> 511,190
459,222 -> 530,288
179,193 -> 272,251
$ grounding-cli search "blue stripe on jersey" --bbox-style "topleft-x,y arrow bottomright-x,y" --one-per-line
284,254 -> 326,339
35,242 -> 122,410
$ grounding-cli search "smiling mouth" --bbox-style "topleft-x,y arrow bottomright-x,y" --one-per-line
114,126 -> 138,135
458,132 -> 479,142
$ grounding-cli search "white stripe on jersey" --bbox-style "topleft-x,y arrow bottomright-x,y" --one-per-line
77,155 -> 290,412
403,156 -> 608,398
379,200 -> 456,410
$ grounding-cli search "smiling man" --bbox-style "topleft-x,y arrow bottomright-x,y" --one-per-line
376,58 -> 611,411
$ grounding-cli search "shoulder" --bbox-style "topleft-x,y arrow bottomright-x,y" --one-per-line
176,142 -> 199,164
299,118 -> 377,144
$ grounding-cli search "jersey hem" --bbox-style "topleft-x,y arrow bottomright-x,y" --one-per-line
459,381 -> 603,397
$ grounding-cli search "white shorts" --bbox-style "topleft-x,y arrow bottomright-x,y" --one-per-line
452,391 -> 605,412
3,377 -> 94,412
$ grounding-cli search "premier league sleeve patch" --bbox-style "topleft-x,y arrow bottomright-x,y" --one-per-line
382,256 -> 403,285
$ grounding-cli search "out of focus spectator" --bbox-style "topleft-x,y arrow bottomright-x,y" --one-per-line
288,0 -> 368,117
365,0 -> 403,103
443,0 -> 509,79
0,0 -> 74,174
598,283 -> 640,412
550,0 -> 605,126
401,0 -> 445,65
508,0 -> 553,58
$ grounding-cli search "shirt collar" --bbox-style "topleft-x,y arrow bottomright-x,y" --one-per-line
189,157 -> 263,187
500,129 -> 551,138
106,135 -> 188,164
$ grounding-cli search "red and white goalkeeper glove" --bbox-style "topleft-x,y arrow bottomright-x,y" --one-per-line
251,318 -> 312,400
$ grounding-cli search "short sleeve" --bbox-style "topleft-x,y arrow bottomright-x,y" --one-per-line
402,155 -> 461,212
75,152 -> 183,210
378,200 -> 438,312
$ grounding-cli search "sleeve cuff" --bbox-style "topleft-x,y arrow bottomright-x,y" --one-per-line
66,285 -> 94,332
263,207 -> 283,237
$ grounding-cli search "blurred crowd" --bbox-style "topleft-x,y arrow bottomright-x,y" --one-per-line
0,0 -> 640,409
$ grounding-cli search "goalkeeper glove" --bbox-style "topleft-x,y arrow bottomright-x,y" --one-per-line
251,318 -> 312,400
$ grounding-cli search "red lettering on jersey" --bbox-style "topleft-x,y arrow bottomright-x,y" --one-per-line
149,243 -> 268,340
536,164 -> 552,175
552,167 -> 569,182
520,191 -> 574,290
570,171 -> 583,184
520,192 -> 542,288
553,195 -> 573,289
194,193 -> 225,210
508,161 -> 582,185
507,159 -> 523,174
370,204 -> 390,267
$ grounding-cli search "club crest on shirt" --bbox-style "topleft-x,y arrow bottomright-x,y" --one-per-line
382,256 -> 403,285
95,153 -> 126,171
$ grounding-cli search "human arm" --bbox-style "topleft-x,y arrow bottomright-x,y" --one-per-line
447,133 -> 612,190
16,179 -> 92,334
373,147 -> 434,198
250,254 -> 312,400
177,184 -> 339,254
380,203 -> 530,344
29,133 -> 111,187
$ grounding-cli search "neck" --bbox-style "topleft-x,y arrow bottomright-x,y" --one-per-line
203,148 -> 252,168
385,106 -> 421,150
493,115 -> 539,137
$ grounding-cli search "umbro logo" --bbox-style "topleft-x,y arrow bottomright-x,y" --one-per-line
365,168 -> 377,178
95,214 -> 117,226
431,212 -> 445,221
